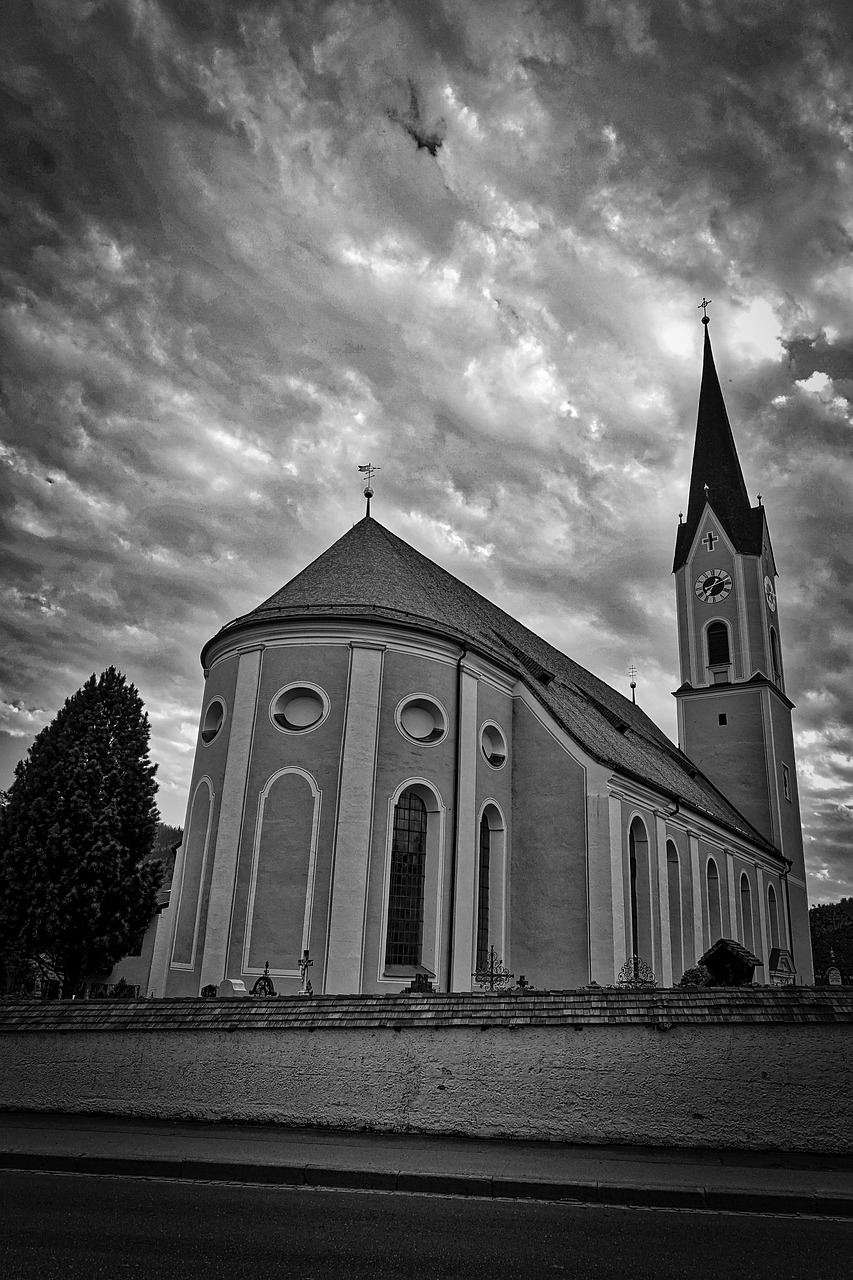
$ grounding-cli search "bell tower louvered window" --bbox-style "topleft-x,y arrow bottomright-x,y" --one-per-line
707,621 -> 730,668
385,790 -> 427,967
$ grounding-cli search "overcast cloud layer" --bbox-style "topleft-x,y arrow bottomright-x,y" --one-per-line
1,0 -> 851,902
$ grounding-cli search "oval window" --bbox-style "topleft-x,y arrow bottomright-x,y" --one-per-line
481,723 -> 507,768
272,685 -> 328,733
201,699 -> 225,744
397,696 -> 447,745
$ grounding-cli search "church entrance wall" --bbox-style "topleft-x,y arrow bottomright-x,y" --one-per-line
2,991 -> 851,1153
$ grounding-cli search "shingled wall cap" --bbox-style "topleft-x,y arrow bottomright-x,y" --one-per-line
673,324 -> 764,572
203,516 -> 773,850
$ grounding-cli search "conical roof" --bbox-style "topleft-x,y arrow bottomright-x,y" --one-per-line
206,516 -> 775,850
673,323 -> 764,571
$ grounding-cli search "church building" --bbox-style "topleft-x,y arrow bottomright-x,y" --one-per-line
150,318 -> 813,997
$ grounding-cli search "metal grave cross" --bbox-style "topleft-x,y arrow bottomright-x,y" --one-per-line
702,531 -> 718,552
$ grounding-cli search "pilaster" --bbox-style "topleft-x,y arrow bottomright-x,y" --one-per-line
324,642 -> 385,994
450,668 -> 479,991
754,865 -> 768,981
725,850 -> 738,941
689,832 -> 704,962
198,646 -> 262,990
655,813 -> 673,986
609,795 -> 627,977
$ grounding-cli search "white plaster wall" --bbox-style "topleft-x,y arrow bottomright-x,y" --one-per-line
1,1023 -> 850,1152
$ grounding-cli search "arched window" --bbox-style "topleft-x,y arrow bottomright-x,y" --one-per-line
476,813 -> 491,971
666,841 -> 682,981
628,818 -> 652,964
385,790 -> 427,967
770,628 -> 783,688
707,621 -> 730,668
706,858 -> 722,944
767,884 -> 780,949
740,873 -> 753,953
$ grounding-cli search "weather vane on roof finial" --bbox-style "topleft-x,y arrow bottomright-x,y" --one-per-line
629,664 -> 637,706
358,463 -> 380,518
698,297 -> 712,325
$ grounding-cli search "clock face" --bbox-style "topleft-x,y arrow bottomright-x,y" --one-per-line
764,575 -> 777,612
694,568 -> 733,603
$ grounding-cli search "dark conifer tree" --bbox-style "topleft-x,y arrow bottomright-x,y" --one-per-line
0,668 -> 162,996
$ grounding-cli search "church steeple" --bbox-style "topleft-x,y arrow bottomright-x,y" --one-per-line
671,308 -> 812,983
673,320 -> 762,572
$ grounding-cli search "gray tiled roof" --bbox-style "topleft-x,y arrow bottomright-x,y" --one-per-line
207,517 -> 774,850
2,990 -> 850,1032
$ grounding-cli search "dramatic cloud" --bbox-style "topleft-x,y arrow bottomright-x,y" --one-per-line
1,0 -> 851,900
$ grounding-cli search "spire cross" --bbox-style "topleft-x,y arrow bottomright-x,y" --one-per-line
698,297 -> 712,323
357,463 -> 380,517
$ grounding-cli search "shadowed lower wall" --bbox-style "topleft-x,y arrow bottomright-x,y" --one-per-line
1,990 -> 850,1153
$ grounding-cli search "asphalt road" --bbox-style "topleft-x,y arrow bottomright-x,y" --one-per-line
1,1171 -> 851,1280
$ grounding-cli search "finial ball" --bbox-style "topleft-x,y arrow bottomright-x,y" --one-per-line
701,315 -> 710,324
363,486 -> 374,498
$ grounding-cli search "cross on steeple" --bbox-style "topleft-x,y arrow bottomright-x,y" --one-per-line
702,531 -> 718,552
698,297 -> 712,323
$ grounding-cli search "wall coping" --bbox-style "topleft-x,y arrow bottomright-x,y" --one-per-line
2,988 -> 852,1033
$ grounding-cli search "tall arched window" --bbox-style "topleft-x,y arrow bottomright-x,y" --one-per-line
767,884 -> 780,949
707,621 -> 730,668
666,841 -> 682,981
628,818 -> 652,964
706,858 -> 722,944
770,627 -> 783,688
385,790 -> 427,967
476,813 -> 491,971
740,873 -> 754,953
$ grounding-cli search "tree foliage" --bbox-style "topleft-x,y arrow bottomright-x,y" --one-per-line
0,668 -> 162,995
809,901 -> 853,983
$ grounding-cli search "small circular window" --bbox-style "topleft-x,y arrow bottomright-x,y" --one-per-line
481,722 -> 507,768
397,696 -> 447,745
271,684 -> 329,733
201,698 -> 225,744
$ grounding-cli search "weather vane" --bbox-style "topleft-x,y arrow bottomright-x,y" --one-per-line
629,664 -> 637,705
698,297 -> 712,324
358,463 -> 379,517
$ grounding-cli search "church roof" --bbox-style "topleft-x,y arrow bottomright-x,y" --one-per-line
207,516 -> 775,851
673,322 -> 765,571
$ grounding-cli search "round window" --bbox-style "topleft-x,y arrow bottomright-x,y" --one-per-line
201,699 -> 225,744
271,685 -> 328,733
397,696 -> 447,745
481,722 -> 507,768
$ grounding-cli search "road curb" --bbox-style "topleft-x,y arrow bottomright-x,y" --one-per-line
2,1150 -> 852,1216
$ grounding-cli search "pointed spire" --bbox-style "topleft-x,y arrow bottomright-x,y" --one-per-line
674,316 -> 762,570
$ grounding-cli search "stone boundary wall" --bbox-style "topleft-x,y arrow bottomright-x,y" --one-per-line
1,991 -> 852,1152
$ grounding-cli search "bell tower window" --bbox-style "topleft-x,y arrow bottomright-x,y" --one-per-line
770,627 -> 783,690
706,621 -> 731,683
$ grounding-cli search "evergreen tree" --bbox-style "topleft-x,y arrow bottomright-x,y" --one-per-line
809,901 -> 853,984
0,668 -> 162,996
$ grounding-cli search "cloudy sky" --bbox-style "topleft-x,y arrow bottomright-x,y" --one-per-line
1,0 -> 851,901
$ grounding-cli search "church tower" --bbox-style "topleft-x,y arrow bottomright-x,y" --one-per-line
673,312 -> 812,980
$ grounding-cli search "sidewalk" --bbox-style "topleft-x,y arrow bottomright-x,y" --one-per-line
2,1111 -> 852,1216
